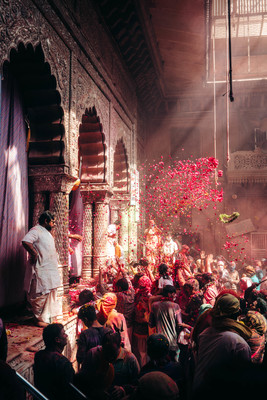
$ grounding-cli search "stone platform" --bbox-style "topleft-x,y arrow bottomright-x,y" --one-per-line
6,314 -> 78,384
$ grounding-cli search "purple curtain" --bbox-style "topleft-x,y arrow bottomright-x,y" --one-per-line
0,72 -> 29,308
69,187 -> 84,277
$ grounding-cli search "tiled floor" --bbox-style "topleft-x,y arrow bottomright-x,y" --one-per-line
6,318 -> 44,365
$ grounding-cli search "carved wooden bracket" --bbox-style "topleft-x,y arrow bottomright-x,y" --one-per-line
80,183 -> 113,204
29,165 -> 77,193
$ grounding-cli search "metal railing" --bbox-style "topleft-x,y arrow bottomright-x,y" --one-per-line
69,383 -> 88,400
16,372 -> 88,400
16,372 -> 48,400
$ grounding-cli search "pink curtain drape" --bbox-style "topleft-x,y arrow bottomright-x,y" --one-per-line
0,72 -> 29,308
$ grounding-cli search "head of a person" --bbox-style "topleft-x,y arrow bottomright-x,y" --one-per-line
96,282 -> 108,296
149,219 -> 155,227
177,234 -> 182,242
114,220 -> 121,230
115,278 -> 129,292
202,273 -> 216,285
162,285 -> 176,299
243,310 -> 267,336
255,298 -> 267,315
38,210 -> 55,231
188,255 -> 194,265
255,260 -> 262,269
166,233 -> 172,241
212,293 -> 240,320
147,334 -> 169,361
139,258 -> 149,267
78,289 -> 94,305
132,272 -> 144,289
183,278 -> 199,296
245,265 -> 256,278
159,263 -> 168,277
43,323 -> 67,351
198,303 -> 213,316
138,275 -> 152,293
217,260 -> 225,272
132,262 -> 140,271
240,276 -> 253,291
96,292 -> 117,318
229,261 -> 236,271
181,244 -> 189,255
102,330 -> 121,363
78,304 -> 97,327
136,372 -> 179,400
246,289 -> 258,309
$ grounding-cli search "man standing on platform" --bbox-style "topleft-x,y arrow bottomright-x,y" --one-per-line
22,210 -> 61,327
144,220 -> 162,272
105,220 -> 121,281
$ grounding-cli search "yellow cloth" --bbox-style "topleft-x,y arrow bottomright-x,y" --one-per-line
96,292 -> 117,318
115,244 -> 121,258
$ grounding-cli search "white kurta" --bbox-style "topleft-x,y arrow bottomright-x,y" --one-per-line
162,239 -> 178,257
22,225 -> 61,294
106,224 -> 116,261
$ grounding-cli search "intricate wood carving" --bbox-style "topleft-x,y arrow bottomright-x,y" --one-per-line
29,165 -> 76,193
73,61 -> 110,133
227,149 -> 267,183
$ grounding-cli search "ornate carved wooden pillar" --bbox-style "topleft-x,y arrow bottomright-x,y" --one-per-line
89,184 -> 113,277
118,197 -> 130,262
49,191 -> 69,296
128,205 -> 138,262
110,200 -> 120,225
80,191 -> 93,280
32,192 -> 47,226
93,201 -> 109,277
29,165 -> 76,320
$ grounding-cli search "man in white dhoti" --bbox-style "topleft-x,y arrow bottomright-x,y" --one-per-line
22,211 -> 61,327
104,220 -> 121,281
144,220 -> 162,272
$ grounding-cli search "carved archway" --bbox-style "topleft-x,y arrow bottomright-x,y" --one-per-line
3,42 -> 65,165
113,138 -> 129,193
79,106 -> 107,183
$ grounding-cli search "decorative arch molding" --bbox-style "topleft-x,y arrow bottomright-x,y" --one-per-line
76,95 -> 108,137
3,42 -> 66,165
0,2 -> 70,108
79,106 -> 107,183
113,138 -> 130,193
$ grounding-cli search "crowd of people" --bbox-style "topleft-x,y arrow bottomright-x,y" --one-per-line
33,248 -> 267,400
2,211 -> 267,399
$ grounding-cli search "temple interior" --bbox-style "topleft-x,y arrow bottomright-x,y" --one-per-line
1,0 -> 267,397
